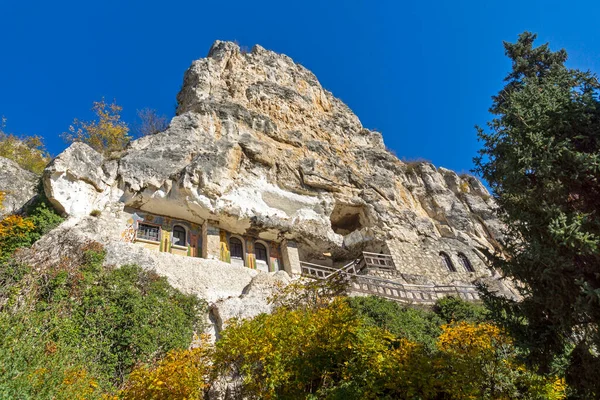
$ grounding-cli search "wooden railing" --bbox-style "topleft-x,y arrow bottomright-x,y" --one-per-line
350,275 -> 480,303
299,261 -> 339,279
299,259 -> 362,280
300,253 -> 480,304
359,252 -> 396,271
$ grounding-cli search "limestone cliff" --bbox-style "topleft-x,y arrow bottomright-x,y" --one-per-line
45,41 -> 501,260
15,41 -> 512,335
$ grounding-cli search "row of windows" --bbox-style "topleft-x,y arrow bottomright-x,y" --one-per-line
137,223 -> 188,246
440,252 -> 475,273
136,223 -> 270,263
230,237 -> 268,263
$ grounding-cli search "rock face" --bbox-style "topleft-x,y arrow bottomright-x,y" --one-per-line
35,40 -> 513,334
0,156 -> 39,217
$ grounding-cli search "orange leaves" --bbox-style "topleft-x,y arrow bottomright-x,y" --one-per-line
0,214 -> 36,258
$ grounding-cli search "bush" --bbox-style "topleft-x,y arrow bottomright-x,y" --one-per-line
0,192 -> 63,262
212,296 -> 565,399
0,119 -> 50,174
118,339 -> 212,400
0,244 -> 206,397
63,99 -> 131,155
346,296 -> 443,352
433,295 -> 489,324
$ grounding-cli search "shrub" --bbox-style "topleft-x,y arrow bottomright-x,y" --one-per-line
346,296 -> 443,352
213,296 -> 564,399
118,338 -> 212,400
90,209 -> 101,217
433,295 -> 489,324
0,243 -> 206,397
0,192 -> 63,262
134,108 -> 168,137
0,119 -> 50,174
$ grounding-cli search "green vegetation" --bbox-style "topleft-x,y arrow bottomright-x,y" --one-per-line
0,246 -> 205,397
0,192 -> 63,262
208,288 -> 563,400
346,295 -> 489,352
475,32 -> 600,398
0,198 -> 206,398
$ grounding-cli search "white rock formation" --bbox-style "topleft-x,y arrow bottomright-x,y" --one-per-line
44,41 -> 502,260
0,156 -> 39,217
26,40 -> 511,336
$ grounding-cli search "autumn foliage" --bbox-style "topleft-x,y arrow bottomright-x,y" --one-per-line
63,99 -> 131,155
0,117 -> 50,174
118,338 -> 212,400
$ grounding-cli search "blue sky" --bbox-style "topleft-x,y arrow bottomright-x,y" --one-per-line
1,0 -> 598,175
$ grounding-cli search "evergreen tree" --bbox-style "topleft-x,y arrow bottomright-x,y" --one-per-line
475,32 -> 600,397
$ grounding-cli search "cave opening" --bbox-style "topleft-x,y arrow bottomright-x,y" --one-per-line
330,203 -> 366,236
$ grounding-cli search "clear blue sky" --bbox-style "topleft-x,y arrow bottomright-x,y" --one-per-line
1,0 -> 599,175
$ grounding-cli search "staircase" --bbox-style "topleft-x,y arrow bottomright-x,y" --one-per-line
300,253 -> 480,304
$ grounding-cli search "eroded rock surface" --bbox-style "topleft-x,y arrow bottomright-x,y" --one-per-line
0,156 -> 39,217
44,41 -> 501,262
34,41 -> 511,335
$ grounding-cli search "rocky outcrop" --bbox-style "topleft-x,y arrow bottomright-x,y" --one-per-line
0,156 -> 39,217
43,41 -> 501,262
32,41 -> 509,334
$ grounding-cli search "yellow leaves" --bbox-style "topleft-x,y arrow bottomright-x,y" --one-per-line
0,191 -> 5,210
0,215 -> 35,240
437,321 -> 510,357
0,129 -> 50,174
63,99 -> 131,155
118,336 -> 213,400
550,377 -> 568,400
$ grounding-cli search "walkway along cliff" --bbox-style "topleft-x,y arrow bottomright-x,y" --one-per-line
5,41 -> 515,338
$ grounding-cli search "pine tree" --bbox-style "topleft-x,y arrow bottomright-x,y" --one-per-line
475,32 -> 600,398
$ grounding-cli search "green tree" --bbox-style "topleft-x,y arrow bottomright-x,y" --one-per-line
474,32 -> 600,397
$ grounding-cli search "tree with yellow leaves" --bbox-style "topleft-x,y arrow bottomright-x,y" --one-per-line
63,100 -> 131,155
435,322 -> 566,399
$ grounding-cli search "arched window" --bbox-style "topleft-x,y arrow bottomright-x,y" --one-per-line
458,253 -> 475,272
230,237 -> 244,260
255,242 -> 268,263
440,252 -> 457,272
172,225 -> 187,247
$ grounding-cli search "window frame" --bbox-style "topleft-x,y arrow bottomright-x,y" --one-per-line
136,222 -> 161,243
254,242 -> 268,263
172,224 -> 187,248
440,252 -> 457,272
458,253 -> 475,273
229,236 -> 244,261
